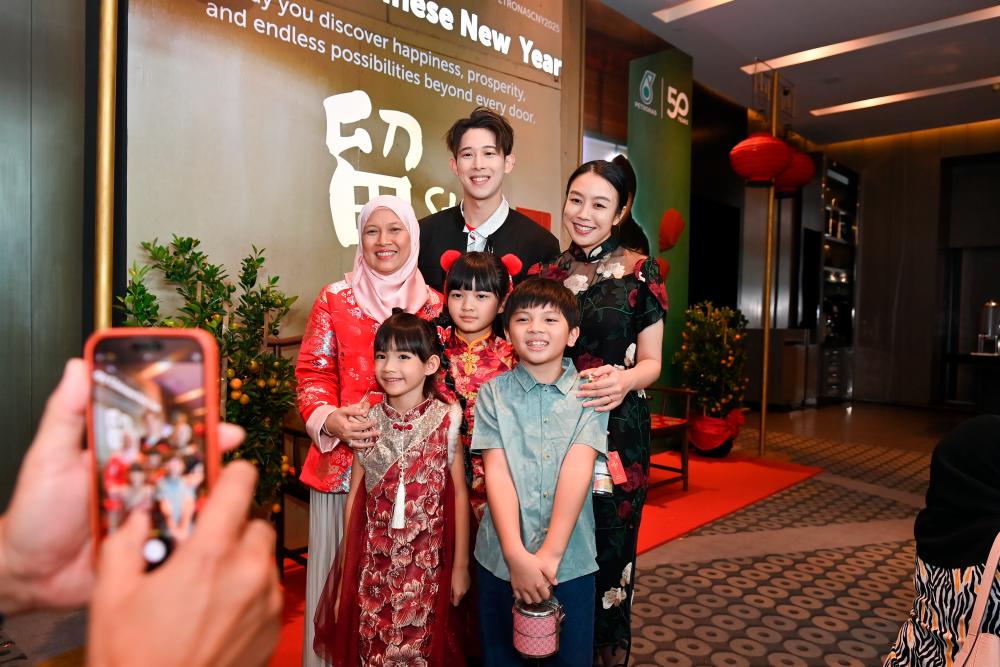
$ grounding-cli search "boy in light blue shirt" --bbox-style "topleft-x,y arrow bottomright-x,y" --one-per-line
472,278 -> 609,666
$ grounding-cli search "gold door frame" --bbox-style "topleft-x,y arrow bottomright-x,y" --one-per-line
95,0 -> 119,330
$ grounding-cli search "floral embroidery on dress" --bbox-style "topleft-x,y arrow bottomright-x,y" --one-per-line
355,400 -> 453,663
564,273 -> 589,294
624,343 -> 637,368
597,260 -> 626,280
443,333 -> 514,523
602,586 -> 627,609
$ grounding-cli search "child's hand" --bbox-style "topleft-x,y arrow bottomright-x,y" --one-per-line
450,565 -> 470,606
534,548 -> 561,590
508,550 -> 551,604
578,365 -> 633,412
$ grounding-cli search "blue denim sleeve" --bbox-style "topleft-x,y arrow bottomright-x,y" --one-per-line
470,380 -> 503,451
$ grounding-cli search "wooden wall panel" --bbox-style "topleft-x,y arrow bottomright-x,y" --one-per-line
0,0 -> 85,508
30,0 -> 85,428
0,0 -> 34,509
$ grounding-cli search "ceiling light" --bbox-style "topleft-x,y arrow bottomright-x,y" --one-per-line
809,75 -> 1000,116
653,0 -> 735,24
741,5 -> 1000,74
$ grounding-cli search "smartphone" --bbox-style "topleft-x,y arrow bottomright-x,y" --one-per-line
85,328 -> 220,567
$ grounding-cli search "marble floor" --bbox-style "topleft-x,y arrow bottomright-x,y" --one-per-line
626,403 -> 968,667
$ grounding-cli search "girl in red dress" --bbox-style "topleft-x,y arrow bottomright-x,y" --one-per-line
296,196 -> 443,667
314,311 -> 469,666
436,251 -> 518,523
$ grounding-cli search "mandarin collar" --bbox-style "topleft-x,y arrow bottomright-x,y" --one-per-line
568,227 -> 621,262
452,331 -> 492,350
381,397 -> 433,422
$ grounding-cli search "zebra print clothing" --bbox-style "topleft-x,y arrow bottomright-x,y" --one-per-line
885,554 -> 1000,666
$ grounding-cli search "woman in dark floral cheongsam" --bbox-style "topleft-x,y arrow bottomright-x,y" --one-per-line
532,159 -> 667,666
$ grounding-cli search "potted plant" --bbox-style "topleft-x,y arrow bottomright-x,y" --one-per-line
673,302 -> 749,457
118,236 -> 298,511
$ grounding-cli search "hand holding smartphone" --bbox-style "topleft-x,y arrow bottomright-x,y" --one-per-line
85,328 -> 220,567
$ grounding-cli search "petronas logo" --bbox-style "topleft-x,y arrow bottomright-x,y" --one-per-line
640,70 -> 656,105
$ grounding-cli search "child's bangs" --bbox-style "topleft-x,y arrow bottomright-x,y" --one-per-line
374,327 -> 422,356
445,254 -> 507,297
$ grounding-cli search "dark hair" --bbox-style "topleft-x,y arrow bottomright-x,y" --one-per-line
443,252 -> 511,337
445,107 -> 514,157
611,154 -> 650,254
565,160 -> 630,217
374,310 -> 444,399
502,278 -> 580,331
611,154 -> 637,197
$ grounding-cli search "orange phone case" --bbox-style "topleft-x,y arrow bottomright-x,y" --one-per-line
84,327 -> 221,553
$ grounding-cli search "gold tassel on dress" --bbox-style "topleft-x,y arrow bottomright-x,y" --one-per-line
391,477 -> 406,529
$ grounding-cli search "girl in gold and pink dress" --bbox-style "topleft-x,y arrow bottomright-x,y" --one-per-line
313,311 -> 468,667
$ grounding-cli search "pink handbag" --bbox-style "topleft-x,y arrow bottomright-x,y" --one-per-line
513,598 -> 565,659
954,532 -> 1000,666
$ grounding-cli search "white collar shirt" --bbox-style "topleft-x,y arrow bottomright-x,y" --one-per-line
460,197 -> 510,252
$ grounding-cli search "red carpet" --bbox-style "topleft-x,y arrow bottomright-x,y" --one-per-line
637,450 -> 822,554
270,452 -> 820,665
269,563 -> 306,667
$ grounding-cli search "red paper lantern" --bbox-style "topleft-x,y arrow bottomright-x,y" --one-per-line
659,208 -> 685,252
774,150 -> 815,196
729,132 -> 793,186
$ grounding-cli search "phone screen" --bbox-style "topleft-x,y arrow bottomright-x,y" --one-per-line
91,335 -> 209,566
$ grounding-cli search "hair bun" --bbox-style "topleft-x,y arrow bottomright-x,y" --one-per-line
391,307 -> 405,315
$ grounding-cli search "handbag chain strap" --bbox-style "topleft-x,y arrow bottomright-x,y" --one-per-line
954,531 -> 1000,666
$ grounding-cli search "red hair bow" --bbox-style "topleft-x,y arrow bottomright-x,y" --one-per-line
499,253 -> 522,278
436,325 -> 453,345
439,250 -> 462,274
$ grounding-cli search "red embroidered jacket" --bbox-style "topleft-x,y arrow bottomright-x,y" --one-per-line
295,280 -> 443,493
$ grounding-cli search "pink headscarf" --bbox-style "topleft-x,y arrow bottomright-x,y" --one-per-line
348,195 -> 430,323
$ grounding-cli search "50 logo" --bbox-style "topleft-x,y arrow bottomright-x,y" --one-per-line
666,85 -> 690,125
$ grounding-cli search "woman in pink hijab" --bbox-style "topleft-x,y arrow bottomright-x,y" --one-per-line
295,195 -> 443,667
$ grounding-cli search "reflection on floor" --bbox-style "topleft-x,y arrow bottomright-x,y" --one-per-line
627,403 -> 967,666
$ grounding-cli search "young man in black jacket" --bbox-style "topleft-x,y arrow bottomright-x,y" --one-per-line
418,108 -> 559,290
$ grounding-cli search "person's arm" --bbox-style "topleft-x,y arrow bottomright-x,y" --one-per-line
449,434 -> 470,606
295,288 -> 377,449
0,360 -> 94,615
577,319 -> 663,412
534,443 -> 599,585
